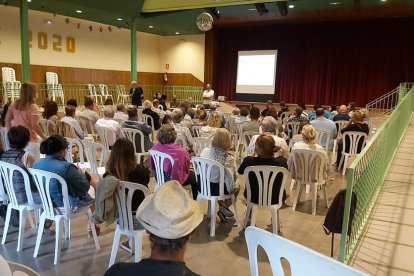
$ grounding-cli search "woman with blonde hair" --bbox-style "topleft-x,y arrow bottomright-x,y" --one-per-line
5,83 -> 48,158
200,128 -> 239,221
200,111 -> 222,138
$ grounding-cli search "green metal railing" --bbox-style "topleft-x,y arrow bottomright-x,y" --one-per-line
0,83 -> 204,107
339,84 -> 414,263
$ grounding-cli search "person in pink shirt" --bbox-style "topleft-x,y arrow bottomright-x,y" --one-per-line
5,83 -> 48,159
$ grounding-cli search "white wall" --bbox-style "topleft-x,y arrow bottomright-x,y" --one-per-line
0,6 -> 204,81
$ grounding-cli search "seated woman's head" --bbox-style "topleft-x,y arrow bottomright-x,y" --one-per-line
65,105 -> 76,118
301,125 -> 317,143
255,134 -> 279,158
198,111 -> 207,121
106,138 -> 136,181
143,100 -> 152,110
157,124 -> 177,145
261,116 -> 278,134
8,126 -> 30,150
171,109 -> 184,123
212,129 -> 232,151
40,135 -> 69,157
43,100 -> 58,119
352,110 -> 364,123
207,112 -> 222,128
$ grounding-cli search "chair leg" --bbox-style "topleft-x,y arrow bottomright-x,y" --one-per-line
206,200 -> 211,219
17,208 -> 27,251
243,204 -> 252,229
338,155 -> 344,173
250,206 -> 258,227
312,184 -> 317,215
342,155 -> 349,175
209,200 -> 216,237
292,184 -> 301,211
109,229 -> 121,268
323,185 -> 329,208
306,184 -> 310,194
271,207 -> 279,235
134,231 -> 144,263
2,206 -> 12,244
289,179 -> 295,191
87,210 -> 100,249
230,195 -> 239,226
64,219 -> 70,240
54,217 -> 63,265
277,209 -> 281,233
33,214 -> 46,257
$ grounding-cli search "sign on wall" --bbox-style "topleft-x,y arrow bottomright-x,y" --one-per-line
28,30 -> 75,53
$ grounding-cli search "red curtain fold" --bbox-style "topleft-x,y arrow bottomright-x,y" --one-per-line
212,18 -> 414,106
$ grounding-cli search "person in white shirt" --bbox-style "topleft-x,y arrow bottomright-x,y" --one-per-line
61,105 -> 85,139
113,104 -> 128,124
171,109 -> 193,150
202,84 -> 214,109
96,106 -> 125,148
247,116 -> 289,158
310,108 -> 337,151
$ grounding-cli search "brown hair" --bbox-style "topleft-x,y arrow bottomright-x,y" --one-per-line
17,83 -> 37,110
106,138 -> 136,181
255,134 -> 279,158
352,110 -> 364,122
65,105 -> 76,117
207,112 -> 222,128
43,100 -> 58,119
212,128 -> 232,150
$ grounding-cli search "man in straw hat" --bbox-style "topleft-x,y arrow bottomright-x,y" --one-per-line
105,180 -> 203,276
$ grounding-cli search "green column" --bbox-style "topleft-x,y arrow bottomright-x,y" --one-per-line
130,19 -> 137,82
20,0 -> 30,82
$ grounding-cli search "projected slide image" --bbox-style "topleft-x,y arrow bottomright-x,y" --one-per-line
236,55 -> 276,85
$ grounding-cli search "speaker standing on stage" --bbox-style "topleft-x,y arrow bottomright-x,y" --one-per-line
202,83 -> 214,109
129,81 -> 144,107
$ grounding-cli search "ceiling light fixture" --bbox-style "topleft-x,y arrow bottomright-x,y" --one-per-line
329,2 -> 341,5
289,4 -> 294,8
175,32 -> 180,35
76,10 -> 82,13
380,0 -> 387,2
149,25 -> 154,29
45,19 -> 52,25
27,0 -> 31,2
248,8 -> 256,11
117,18 -> 122,21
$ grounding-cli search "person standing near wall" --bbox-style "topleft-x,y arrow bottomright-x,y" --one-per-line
5,83 -> 48,159
129,81 -> 144,107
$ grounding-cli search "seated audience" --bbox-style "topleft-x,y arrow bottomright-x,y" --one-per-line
310,108 -> 337,151
179,102 -> 193,130
200,112 -> 222,138
209,102 -> 226,127
159,95 -> 168,111
286,106 -> 308,123
170,95 -> 180,108
122,105 -> 153,152
333,105 -> 351,122
171,109 -> 193,150
104,180 -> 203,276
42,100 -> 59,123
152,99 -> 165,117
247,116 -> 289,158
289,121 -> 309,149
308,104 -> 331,120
61,105 -> 85,139
277,101 -> 290,117
261,100 -> 273,117
194,110 -> 208,126
67,99 -> 81,119
200,129 -> 239,222
330,104 -> 338,117
142,100 -> 161,130
264,108 -> 283,136
80,97 -> 100,125
96,106 -> 125,148
297,103 -> 308,117
336,110 -> 369,169
150,124 -> 197,198
113,104 -> 128,124
33,136 -> 98,211
238,134 -> 288,205
92,138 -> 150,252
235,107 -> 250,124
348,102 -> 357,118
187,97 -> 196,108
242,106 -> 261,132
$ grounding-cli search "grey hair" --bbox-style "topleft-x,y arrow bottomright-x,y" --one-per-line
116,103 -> 125,112
171,109 -> 184,123
157,124 -> 177,144
261,116 -> 278,134
104,106 -> 115,118
143,100 -> 152,109
232,108 -> 240,116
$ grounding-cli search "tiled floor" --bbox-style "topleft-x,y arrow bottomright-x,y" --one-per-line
0,163 -> 350,275
350,119 -> 414,276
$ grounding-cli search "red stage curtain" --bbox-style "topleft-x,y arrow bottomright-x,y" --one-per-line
212,18 -> 414,106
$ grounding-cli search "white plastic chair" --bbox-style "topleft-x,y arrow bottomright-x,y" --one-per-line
191,156 -> 238,237
192,125 -> 203,137
333,120 -> 349,153
95,125 -> 113,150
7,259 -> 40,276
286,121 -> 301,139
175,135 -> 188,149
193,137 -> 211,156
39,119 -> 56,136
316,130 -> 333,168
123,128 -> 150,163
29,168 -> 100,265
149,150 -> 175,192
79,115 -> 98,141
280,111 -> 290,125
108,181 -> 150,268
115,85 -> 128,104
87,84 -> 102,105
290,149 -> 328,215
245,226 -> 366,276
0,127 -> 10,150
45,72 -> 65,104
141,114 -> 155,140
2,67 -> 21,104
0,161 -> 42,251
243,166 -> 289,234
98,84 -> 111,103
64,137 -> 90,170
338,131 -> 368,175
241,132 -> 260,158
81,139 -> 108,177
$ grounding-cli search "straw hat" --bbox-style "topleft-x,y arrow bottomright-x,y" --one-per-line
137,180 -> 203,239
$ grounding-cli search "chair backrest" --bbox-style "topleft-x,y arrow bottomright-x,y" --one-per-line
0,161 -> 36,208
242,132 -> 260,157
192,125 -> 203,137
226,117 -> 236,134
290,149 -> 327,184
335,120 -> 348,134
0,173 -> 8,203
191,156 -> 226,198
316,130 -> 332,152
149,150 -> 175,191
98,84 -> 110,96
45,72 -> 58,85
40,119 -> 56,136
55,121 -> 76,139
222,112 -> 232,122
342,131 -> 368,155
81,139 -> 109,175
245,226 -> 366,276
0,127 -> 10,151
193,137 -> 211,156
141,114 -> 154,130
280,111 -> 290,125
87,84 -> 97,96
79,115 -> 96,136
114,181 -> 150,231
2,67 -> 17,83
95,125 -> 113,150
286,121 -> 301,138
123,127 -> 146,154
244,166 -> 289,207
65,137 -> 85,163
29,168 -> 71,219
175,135 -> 188,149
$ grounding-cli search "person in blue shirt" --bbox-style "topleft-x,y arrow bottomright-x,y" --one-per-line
308,104 -> 331,120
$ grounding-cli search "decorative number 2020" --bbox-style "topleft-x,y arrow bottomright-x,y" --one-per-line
28,31 -> 76,53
